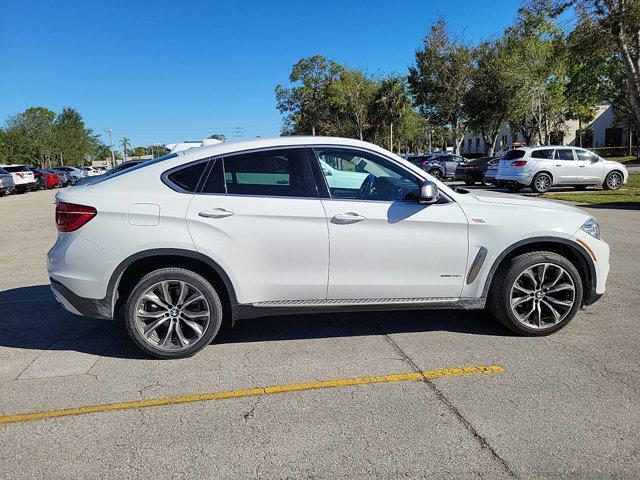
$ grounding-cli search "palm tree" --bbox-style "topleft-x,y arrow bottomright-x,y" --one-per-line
120,137 -> 131,159
373,77 -> 411,152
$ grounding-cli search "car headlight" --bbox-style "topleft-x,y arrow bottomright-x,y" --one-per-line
580,218 -> 601,240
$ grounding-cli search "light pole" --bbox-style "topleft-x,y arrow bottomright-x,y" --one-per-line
105,128 -> 116,168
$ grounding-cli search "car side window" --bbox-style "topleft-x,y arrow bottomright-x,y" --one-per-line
312,147 -> 420,202
219,148 -> 317,198
554,149 -> 575,161
166,161 -> 207,192
531,149 -> 554,159
576,150 -> 599,162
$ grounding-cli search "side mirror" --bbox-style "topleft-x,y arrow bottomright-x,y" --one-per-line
419,179 -> 440,204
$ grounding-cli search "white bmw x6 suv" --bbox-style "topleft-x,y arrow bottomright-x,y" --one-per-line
48,137 -> 610,359
496,146 -> 628,193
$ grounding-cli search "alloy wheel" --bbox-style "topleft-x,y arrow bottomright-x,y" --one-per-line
134,280 -> 210,351
534,174 -> 551,192
509,262 -> 575,329
607,172 -> 622,190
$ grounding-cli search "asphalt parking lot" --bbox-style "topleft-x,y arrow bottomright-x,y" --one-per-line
1,188 -> 639,479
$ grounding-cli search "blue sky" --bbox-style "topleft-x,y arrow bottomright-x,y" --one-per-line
1,0 -> 523,150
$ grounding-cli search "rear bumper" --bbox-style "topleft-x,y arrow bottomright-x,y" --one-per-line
50,277 -> 112,319
495,171 -> 534,185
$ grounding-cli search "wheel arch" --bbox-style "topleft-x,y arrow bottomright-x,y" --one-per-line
533,170 -> 554,182
107,249 -> 238,320
481,237 -> 596,305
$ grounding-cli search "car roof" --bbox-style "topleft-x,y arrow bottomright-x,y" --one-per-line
518,145 -> 588,152
178,136 -> 403,159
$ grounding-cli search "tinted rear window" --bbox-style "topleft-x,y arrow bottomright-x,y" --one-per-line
167,161 -> 207,192
531,149 -> 554,159
3,166 -> 30,172
502,150 -> 526,160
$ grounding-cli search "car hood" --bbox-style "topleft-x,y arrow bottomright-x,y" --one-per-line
472,193 -> 586,214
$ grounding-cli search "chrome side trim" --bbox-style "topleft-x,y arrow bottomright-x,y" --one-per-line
253,297 -> 458,307
466,247 -> 488,285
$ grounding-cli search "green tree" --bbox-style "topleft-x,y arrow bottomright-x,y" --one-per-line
463,40 -> 518,155
276,55 -> 345,136
328,68 -> 377,140
208,133 -> 226,141
408,19 -> 474,154
3,107 -> 56,166
52,107 -> 96,165
502,4 -> 567,145
556,0 -> 640,130
371,77 -> 412,152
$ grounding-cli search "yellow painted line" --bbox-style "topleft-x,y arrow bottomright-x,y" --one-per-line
0,365 -> 504,425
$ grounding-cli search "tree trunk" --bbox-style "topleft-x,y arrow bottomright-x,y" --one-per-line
389,122 -> 394,152
614,23 -> 640,130
312,125 -> 316,136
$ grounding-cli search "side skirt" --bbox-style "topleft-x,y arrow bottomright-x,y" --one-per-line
232,297 -> 486,321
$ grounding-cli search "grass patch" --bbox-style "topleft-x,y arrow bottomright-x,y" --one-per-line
543,173 -> 640,205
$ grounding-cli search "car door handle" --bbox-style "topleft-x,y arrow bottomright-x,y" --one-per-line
578,165 -> 586,167
332,212 -> 366,224
555,164 -> 562,167
199,208 -> 234,219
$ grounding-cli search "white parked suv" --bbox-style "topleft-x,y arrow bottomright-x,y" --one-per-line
48,137 -> 610,358
496,146 -> 628,193
0,164 -> 37,193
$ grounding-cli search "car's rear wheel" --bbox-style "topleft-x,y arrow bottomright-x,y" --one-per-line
428,168 -> 442,179
125,268 -> 223,359
531,172 -> 552,193
488,251 -> 583,335
603,171 -> 623,190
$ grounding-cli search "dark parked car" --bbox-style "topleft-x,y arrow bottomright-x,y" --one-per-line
455,157 -> 498,185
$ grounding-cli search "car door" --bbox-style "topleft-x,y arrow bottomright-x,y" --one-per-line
575,149 -> 604,184
449,155 -> 466,177
552,148 -> 578,184
185,148 -> 329,304
311,147 -> 468,300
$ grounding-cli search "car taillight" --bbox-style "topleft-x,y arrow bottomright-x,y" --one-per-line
419,161 -> 427,167
511,160 -> 527,167
56,202 -> 97,232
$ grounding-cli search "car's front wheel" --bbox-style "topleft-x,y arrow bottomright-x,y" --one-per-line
603,171 -> 623,190
488,251 -> 583,335
125,268 -> 223,359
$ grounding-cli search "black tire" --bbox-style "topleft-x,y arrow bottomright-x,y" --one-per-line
464,179 -> 475,186
16,186 -> 27,194
573,185 -> 588,190
125,267 -> 223,359
531,172 -> 553,193
428,168 -> 442,179
603,171 -> 623,190
487,251 -> 583,336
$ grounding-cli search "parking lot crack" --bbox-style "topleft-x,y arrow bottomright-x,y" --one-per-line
370,317 -> 518,479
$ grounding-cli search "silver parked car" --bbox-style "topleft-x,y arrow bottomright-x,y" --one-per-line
496,146 -> 629,193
